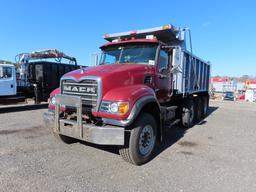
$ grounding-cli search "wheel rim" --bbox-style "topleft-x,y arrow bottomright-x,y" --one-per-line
139,125 -> 156,156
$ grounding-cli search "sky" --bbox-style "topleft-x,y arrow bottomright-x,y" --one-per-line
0,0 -> 255,77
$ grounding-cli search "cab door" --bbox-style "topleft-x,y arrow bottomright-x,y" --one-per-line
0,65 -> 17,96
155,49 -> 172,103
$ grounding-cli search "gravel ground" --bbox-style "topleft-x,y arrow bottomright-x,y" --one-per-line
0,100 -> 256,192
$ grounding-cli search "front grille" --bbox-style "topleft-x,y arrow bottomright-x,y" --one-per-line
61,78 -> 99,110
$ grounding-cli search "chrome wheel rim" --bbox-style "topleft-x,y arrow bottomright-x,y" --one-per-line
139,125 -> 155,156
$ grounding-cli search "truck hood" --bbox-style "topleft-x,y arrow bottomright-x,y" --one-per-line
63,64 -> 155,96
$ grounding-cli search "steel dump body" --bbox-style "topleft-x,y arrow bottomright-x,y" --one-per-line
172,50 -> 210,95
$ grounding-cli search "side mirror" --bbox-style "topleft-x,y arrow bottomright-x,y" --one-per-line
91,53 -> 99,66
159,68 -> 168,75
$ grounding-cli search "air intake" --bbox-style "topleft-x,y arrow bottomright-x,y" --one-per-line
144,75 -> 153,84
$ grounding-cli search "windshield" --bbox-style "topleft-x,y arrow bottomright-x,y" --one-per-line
0,66 -> 12,79
100,44 -> 158,65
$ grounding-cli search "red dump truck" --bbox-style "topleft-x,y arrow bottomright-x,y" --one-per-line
44,24 -> 211,165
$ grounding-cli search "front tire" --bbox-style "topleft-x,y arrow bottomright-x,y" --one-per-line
119,113 -> 157,165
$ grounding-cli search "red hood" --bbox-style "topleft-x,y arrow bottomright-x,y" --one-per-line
63,64 -> 155,96
63,64 -> 153,79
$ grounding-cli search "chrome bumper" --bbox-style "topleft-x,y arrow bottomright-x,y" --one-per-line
43,94 -> 124,145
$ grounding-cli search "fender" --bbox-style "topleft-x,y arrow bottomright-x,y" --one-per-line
94,84 -> 157,120
48,88 -> 60,110
102,94 -> 161,127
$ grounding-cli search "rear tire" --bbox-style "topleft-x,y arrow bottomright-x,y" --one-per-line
194,97 -> 203,122
202,96 -> 209,118
119,113 -> 157,165
181,99 -> 194,128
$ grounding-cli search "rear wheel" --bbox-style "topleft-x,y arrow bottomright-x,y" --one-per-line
194,97 -> 203,122
181,99 -> 195,128
119,113 -> 157,165
202,96 -> 209,118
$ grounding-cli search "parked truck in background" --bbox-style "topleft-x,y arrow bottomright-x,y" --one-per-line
44,24 -> 211,165
0,50 -> 81,103
0,64 -> 17,97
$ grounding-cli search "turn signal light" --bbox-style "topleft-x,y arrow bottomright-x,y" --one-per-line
118,103 -> 129,114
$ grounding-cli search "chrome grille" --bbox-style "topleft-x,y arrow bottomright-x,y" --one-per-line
61,78 -> 99,110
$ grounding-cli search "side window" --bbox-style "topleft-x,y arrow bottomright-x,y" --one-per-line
0,67 -> 12,79
158,50 -> 168,73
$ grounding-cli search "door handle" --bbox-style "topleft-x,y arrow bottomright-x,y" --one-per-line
11,84 -> 13,88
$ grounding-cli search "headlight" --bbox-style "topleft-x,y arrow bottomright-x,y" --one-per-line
110,103 -> 118,113
50,96 -> 56,105
100,101 -> 129,115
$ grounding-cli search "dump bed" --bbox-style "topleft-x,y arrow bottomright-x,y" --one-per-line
172,50 -> 210,95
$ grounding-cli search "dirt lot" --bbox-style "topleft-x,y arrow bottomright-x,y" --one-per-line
0,100 -> 256,192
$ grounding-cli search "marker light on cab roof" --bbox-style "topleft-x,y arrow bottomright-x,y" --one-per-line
146,35 -> 155,40
162,24 -> 172,30
104,34 -> 110,38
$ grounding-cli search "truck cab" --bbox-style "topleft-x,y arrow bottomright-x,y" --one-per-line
0,64 -> 17,96
99,39 -> 172,103
44,24 -> 210,165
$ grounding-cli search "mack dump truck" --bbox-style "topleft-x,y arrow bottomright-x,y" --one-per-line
44,24 -> 210,165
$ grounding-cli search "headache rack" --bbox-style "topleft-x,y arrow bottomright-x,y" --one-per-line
103,24 -> 186,46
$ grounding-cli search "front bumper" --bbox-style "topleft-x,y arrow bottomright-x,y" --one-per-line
43,111 -> 124,145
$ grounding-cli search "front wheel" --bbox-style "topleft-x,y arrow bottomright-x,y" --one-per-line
119,113 -> 157,165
